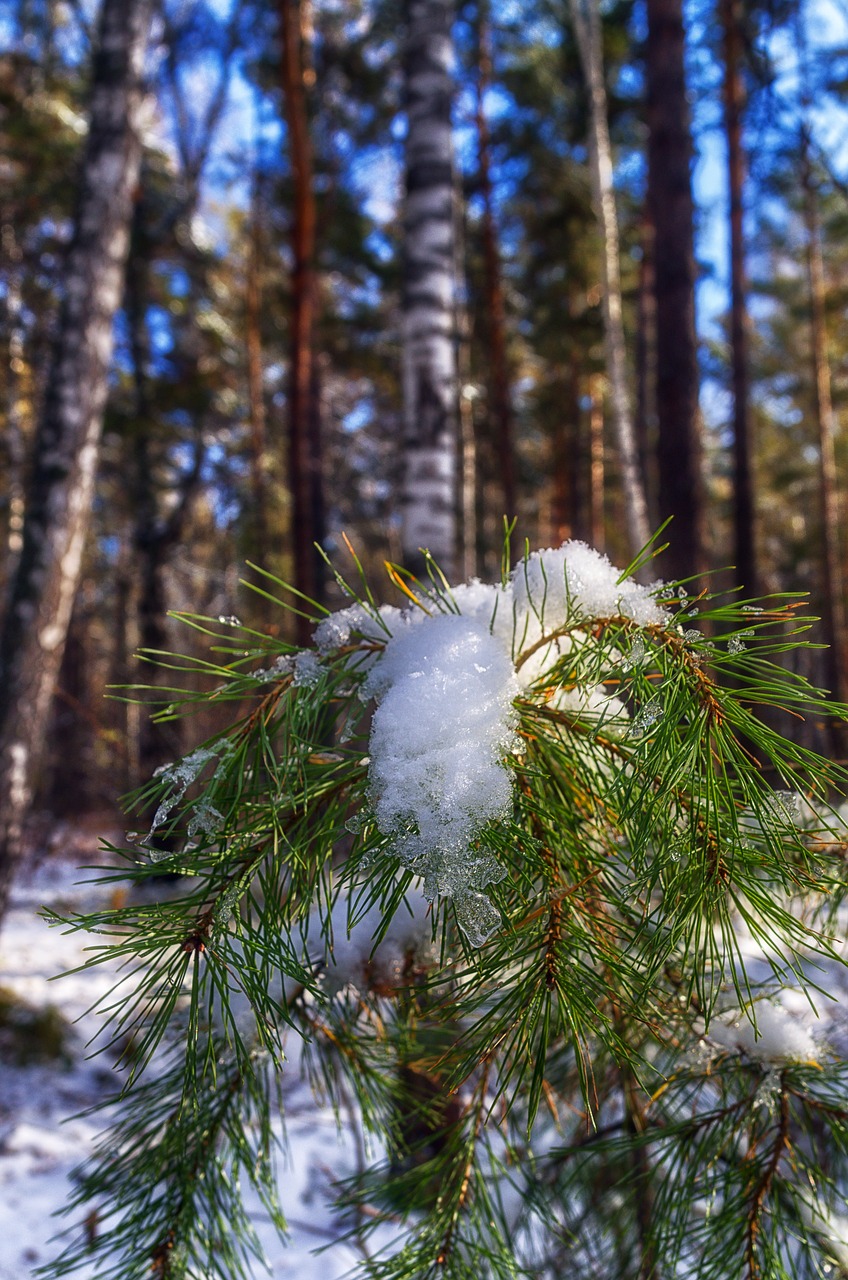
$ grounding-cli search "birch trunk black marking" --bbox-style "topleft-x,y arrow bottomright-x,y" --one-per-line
402,0 -> 459,580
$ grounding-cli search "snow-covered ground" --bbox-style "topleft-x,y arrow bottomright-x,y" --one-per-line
2,826 -> 847,1279
0,844 -> 383,1280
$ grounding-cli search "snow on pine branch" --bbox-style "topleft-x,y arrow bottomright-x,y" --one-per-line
315,540 -> 668,944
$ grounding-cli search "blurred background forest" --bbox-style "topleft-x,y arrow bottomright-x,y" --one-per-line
0,0 -> 847,881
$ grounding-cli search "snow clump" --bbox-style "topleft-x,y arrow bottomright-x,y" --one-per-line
706,999 -> 819,1064
292,650 -> 323,687
512,542 -> 666,688
363,613 -> 520,944
513,542 -> 668,634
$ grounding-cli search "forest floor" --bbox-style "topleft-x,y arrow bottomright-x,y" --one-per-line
0,822 -> 391,1280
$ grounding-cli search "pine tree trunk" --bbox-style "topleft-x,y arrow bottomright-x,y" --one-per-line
800,135 -> 848,720
279,0 -> 322,640
0,226 -> 27,581
246,170 -> 270,562
634,213 -> 657,528
0,0 -> 153,921
475,0 -> 515,531
568,0 -> 651,560
589,372 -> 606,552
645,0 -> 703,583
402,0 -> 459,580
721,0 -> 756,595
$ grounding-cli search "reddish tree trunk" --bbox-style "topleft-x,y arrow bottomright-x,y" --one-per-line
475,1 -> 515,530
721,0 -> 756,595
279,0 -> 322,640
800,135 -> 848,723
645,0 -> 703,582
246,170 -> 270,561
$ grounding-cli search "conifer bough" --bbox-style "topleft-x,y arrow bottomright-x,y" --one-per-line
43,536 -> 848,1280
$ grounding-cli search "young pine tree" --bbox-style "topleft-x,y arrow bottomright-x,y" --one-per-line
42,534 -> 848,1280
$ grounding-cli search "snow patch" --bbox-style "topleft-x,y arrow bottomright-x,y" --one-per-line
706,999 -> 819,1064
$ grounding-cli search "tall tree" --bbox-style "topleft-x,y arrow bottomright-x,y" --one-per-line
474,0 -> 516,531
401,0 -> 460,580
644,0 -> 703,583
279,0 -> 323,638
800,131 -> 848,719
567,0 -> 651,560
0,0 -> 154,920
721,0 -> 756,594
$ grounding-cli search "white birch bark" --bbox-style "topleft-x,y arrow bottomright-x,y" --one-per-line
568,0 -> 651,559
401,0 -> 459,579
0,0 -> 154,918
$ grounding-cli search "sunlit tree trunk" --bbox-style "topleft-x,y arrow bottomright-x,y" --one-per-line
0,0 -> 153,921
721,0 -> 756,594
0,226 -> 28,583
475,0 -> 515,532
568,0 -> 651,560
279,0 -> 323,638
800,133 -> 848,720
246,167 -> 270,562
645,0 -> 703,583
589,372 -> 606,552
401,0 -> 459,580
634,214 -> 657,528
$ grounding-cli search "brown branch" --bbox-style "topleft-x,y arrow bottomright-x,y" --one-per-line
744,1075 -> 791,1279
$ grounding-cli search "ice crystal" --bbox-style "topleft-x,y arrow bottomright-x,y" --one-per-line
149,746 -> 219,832
187,800 -> 224,841
766,789 -> 802,825
621,634 -> 647,670
292,650 -> 323,687
453,891 -> 502,947
630,698 -> 663,736
728,629 -> 755,654
252,654 -> 294,682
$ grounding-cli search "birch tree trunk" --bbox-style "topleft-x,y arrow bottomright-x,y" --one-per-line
645,0 -> 704,583
568,0 -> 651,561
402,0 -> 459,580
0,0 -> 153,921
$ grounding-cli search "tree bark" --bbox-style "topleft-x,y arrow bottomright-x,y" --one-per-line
589,373 -> 606,552
278,0 -> 323,639
721,0 -> 756,595
0,0 -> 153,921
402,0 -> 460,581
245,168 -> 270,562
634,214 -> 657,529
645,0 -> 703,583
475,0 -> 516,532
568,0 -> 651,561
0,226 -> 28,581
800,133 -> 848,719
